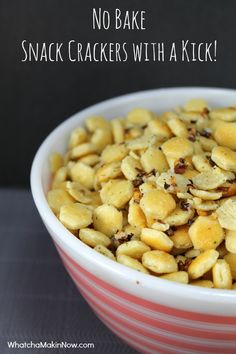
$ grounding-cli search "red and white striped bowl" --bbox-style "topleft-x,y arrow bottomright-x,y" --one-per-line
31,88 -> 236,354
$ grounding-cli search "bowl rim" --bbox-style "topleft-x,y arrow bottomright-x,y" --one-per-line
30,86 -> 236,310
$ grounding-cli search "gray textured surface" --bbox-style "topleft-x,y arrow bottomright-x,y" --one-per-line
0,189 -> 139,354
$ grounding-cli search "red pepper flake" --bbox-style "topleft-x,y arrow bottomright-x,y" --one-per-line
132,169 -> 156,188
111,231 -> 133,248
187,127 -> 197,142
174,158 -> 187,174
132,177 -> 143,188
178,258 -> 192,271
188,134 -> 196,142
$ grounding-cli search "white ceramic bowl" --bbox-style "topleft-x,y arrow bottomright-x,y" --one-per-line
31,88 -> 236,354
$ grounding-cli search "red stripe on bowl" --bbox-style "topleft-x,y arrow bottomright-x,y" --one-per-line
64,257 -> 236,353
57,244 -> 236,325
